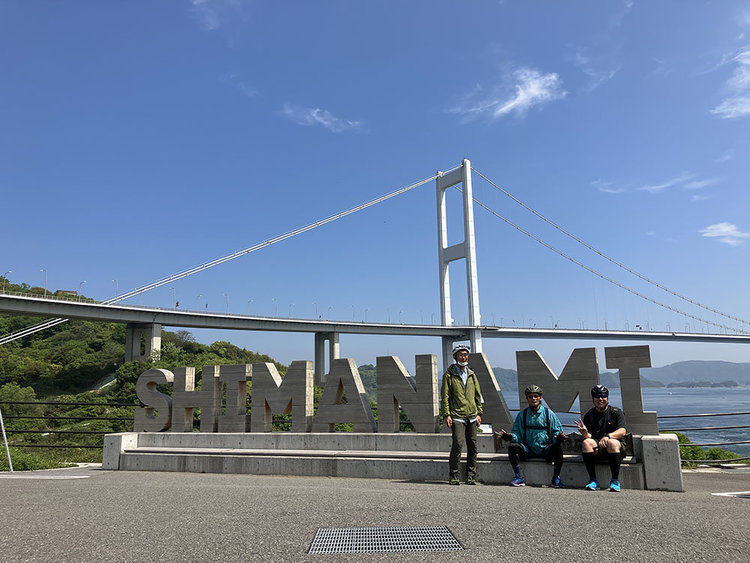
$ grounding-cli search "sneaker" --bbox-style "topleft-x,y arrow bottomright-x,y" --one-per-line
449,477 -> 460,486
609,480 -> 621,492
466,479 -> 477,485
510,476 -> 526,487
584,480 -> 599,491
550,476 -> 564,489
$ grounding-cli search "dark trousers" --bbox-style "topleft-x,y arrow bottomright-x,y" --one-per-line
449,420 -> 478,480
508,442 -> 563,475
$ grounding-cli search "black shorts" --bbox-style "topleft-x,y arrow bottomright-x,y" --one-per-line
592,439 -> 626,458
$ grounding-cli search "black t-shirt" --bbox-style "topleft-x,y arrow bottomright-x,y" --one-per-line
583,405 -> 626,440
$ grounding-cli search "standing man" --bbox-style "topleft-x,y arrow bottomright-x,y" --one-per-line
575,385 -> 628,492
496,385 -> 566,488
440,344 -> 483,485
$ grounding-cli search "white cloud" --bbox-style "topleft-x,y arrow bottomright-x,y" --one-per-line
700,222 -> 750,246
636,173 -> 693,193
711,49 -> 750,118
683,178 -> 719,190
449,67 -> 566,121
281,104 -> 363,133
191,0 -> 221,31
714,149 -> 735,163
221,73 -> 257,97
592,179 -> 626,194
190,0 -> 246,32
692,194 -> 712,202
571,49 -> 620,91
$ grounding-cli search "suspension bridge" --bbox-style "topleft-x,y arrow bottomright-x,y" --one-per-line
1,159 -> 748,382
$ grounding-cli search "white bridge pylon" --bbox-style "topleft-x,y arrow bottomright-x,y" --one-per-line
436,158 -> 482,370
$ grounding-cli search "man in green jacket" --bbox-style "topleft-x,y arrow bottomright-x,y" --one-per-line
440,344 -> 483,485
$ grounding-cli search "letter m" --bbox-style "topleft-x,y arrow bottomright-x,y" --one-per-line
516,348 -> 599,415
250,361 -> 313,432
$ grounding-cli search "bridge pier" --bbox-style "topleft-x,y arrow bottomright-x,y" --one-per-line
125,323 -> 162,362
314,332 -> 339,386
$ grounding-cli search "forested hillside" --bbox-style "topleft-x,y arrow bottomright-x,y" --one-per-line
0,276 -> 285,400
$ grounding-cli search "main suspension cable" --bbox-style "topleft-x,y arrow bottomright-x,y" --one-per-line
467,190 -> 748,335
0,170 -> 444,345
472,167 -> 750,328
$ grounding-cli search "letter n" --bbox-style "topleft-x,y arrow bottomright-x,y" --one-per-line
250,361 -> 313,432
516,348 -> 599,415
376,355 -> 439,433
312,358 -> 376,432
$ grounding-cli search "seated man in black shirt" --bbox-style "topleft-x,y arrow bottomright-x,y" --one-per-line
574,385 -> 627,492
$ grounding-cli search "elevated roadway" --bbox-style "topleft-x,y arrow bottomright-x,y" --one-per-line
2,293 -> 750,344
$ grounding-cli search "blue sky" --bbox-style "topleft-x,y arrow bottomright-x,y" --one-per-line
2,1 -> 750,373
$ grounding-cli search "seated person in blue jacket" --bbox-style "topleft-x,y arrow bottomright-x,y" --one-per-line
496,385 -> 566,488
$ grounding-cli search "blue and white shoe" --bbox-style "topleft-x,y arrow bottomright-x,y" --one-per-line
550,476 -> 564,488
510,476 -> 526,487
609,480 -> 621,492
584,480 -> 599,491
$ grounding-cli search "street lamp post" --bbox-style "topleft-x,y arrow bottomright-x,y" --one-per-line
272,297 -> 277,316
170,287 -> 177,308
196,294 -> 203,310
40,269 -> 48,296
222,292 -> 229,313
112,279 -> 118,298
2,271 -> 11,293
79,281 -> 86,301
313,301 -> 318,318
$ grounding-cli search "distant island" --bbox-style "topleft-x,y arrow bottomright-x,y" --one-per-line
666,380 -> 741,389
490,359 -> 750,391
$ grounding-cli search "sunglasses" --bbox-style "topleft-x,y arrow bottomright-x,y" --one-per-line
592,394 -> 608,399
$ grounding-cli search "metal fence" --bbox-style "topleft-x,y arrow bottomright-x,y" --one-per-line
1,401 -> 749,464
0,400 -> 138,449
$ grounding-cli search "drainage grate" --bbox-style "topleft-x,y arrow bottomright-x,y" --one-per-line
308,526 -> 464,554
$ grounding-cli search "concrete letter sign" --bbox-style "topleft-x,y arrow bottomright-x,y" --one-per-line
134,368 -> 173,432
376,355 -> 439,433
605,346 -> 658,435
218,364 -> 251,433
172,366 -> 221,432
516,348 -> 599,416
468,352 -> 513,431
251,361 -> 314,432
312,358 -> 377,432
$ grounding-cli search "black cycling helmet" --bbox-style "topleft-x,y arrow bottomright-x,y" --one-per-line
591,384 -> 609,397
524,385 -> 543,396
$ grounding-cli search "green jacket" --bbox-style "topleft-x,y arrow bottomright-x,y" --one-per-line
440,364 -> 483,419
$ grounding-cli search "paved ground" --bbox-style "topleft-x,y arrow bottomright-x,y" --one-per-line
1,465 -> 748,562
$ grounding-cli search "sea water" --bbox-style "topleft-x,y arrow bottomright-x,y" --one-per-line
499,387 -> 750,456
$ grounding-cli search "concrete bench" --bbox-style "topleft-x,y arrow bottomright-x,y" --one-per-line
102,431 -> 682,490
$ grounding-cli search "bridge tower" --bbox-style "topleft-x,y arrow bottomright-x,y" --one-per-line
436,159 -> 482,370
